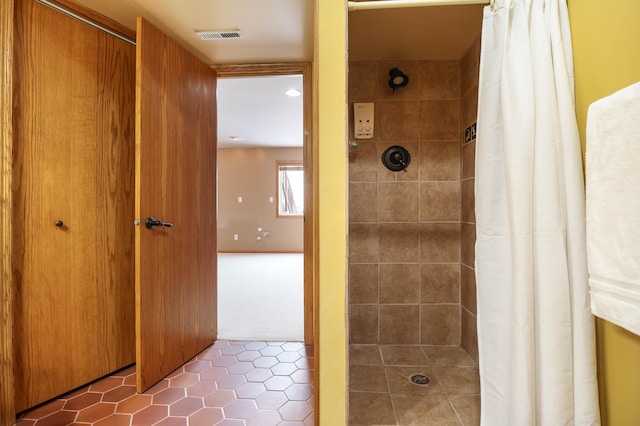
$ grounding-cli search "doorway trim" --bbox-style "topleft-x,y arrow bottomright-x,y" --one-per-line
213,63 -> 316,345
1,0 -> 15,423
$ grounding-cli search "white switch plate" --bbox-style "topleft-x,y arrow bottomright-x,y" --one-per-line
237,196 -> 243,203
354,102 -> 374,139
268,196 -> 274,203
233,234 -> 239,241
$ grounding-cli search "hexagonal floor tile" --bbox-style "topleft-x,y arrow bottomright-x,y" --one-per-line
236,382 -> 267,399
223,400 -> 258,419
264,376 -> 293,391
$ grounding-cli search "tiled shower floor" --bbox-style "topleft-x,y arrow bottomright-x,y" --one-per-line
349,345 -> 479,426
16,340 -> 314,426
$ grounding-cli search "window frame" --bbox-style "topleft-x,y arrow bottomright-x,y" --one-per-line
276,160 -> 304,218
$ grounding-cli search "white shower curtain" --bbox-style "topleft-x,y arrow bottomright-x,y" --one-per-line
475,0 -> 601,424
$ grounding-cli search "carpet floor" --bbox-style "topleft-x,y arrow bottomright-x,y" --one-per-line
217,253 -> 304,342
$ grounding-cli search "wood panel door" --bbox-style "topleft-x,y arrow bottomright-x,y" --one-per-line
12,0 -> 135,412
135,17 -> 217,392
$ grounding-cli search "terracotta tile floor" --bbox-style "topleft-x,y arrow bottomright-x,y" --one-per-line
348,345 -> 480,426
16,340 -> 314,426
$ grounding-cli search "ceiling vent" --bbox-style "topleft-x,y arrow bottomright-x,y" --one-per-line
196,30 -> 243,40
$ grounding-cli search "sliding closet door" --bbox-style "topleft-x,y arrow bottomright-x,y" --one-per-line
135,17 -> 217,392
12,0 -> 135,412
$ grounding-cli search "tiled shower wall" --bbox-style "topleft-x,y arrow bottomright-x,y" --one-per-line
348,59 -> 463,346
347,38 -> 480,356
460,38 -> 480,361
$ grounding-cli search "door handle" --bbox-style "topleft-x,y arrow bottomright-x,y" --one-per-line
145,217 -> 174,230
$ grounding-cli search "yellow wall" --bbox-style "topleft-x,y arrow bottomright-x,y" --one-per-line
569,1 -> 640,425
314,0 -> 348,424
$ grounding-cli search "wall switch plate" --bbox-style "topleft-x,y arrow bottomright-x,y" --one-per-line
237,196 -> 243,203
233,234 -> 239,241
354,102 -> 374,139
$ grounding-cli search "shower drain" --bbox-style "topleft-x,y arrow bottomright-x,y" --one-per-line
410,374 -> 431,385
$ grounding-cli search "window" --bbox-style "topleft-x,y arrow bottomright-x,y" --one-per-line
277,161 -> 304,217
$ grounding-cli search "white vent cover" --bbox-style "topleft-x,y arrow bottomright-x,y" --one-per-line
196,30 -> 243,40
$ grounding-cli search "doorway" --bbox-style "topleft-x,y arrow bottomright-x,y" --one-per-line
215,64 -> 314,345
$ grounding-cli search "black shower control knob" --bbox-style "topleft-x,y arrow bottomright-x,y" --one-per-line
381,145 -> 411,172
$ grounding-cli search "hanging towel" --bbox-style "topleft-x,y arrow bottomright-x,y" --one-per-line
586,81 -> 640,336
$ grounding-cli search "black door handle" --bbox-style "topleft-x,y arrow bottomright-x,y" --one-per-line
145,217 -> 174,230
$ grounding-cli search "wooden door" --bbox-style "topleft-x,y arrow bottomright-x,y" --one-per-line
12,0 -> 135,412
135,17 -> 217,392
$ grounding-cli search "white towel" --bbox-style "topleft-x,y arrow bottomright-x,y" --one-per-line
586,81 -> 640,336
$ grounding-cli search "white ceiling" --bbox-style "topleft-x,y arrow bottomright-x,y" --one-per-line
65,0 -> 314,64
66,0 -> 484,148
217,75 -> 304,148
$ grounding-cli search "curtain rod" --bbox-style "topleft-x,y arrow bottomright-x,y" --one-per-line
36,0 -> 135,45
348,0 -> 492,12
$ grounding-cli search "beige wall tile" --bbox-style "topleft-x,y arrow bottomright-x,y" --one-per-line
379,182 -> 419,222
349,141 -> 378,182
419,61 -> 460,100
350,182 -> 378,223
461,179 -> 475,224
420,100 -> 460,140
420,264 -> 460,303
460,223 -> 475,268
462,141 -> 476,180
420,140 -> 460,181
462,82 -> 479,128
349,62 -> 378,101
420,304 -> 460,345
349,264 -> 379,304
347,57 -> 477,348
394,141 -> 419,182
378,100 -> 420,141
460,37 -> 480,95
379,263 -> 420,303
349,223 -> 379,263
349,304 -> 379,344
420,223 -> 460,263
379,223 -> 420,263
461,265 -> 477,315
461,308 -> 478,361
419,181 -> 460,222
379,305 -> 420,344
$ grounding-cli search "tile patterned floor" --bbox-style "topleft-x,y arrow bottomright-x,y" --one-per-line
16,340 -> 314,426
348,345 -> 480,426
